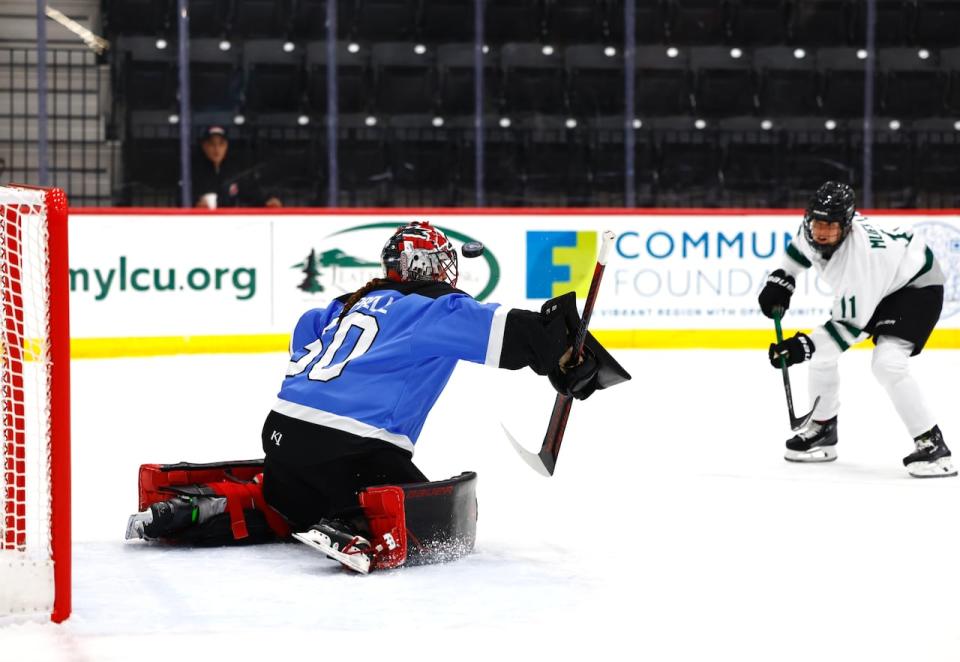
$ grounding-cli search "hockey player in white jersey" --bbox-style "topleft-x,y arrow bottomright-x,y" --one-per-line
758,181 -> 955,478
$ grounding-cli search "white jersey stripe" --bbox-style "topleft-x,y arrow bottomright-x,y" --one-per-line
272,398 -> 415,453
484,304 -> 508,368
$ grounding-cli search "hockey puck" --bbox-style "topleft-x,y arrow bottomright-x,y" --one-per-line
461,241 -> 485,258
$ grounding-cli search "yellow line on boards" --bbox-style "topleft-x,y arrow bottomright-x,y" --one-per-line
70,334 -> 291,358
68,328 -> 960,359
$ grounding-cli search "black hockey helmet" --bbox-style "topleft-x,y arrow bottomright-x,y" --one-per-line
803,181 -> 856,258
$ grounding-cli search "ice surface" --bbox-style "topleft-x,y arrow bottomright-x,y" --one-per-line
3,348 -> 960,661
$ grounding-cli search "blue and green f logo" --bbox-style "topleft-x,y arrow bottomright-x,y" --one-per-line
526,231 -> 597,298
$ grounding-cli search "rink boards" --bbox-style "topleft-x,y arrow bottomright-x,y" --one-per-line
66,208 -> 960,356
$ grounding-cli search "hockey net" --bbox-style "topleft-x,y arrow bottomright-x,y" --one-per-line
0,185 -> 70,623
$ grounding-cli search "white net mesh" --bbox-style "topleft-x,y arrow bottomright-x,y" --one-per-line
0,185 -> 55,617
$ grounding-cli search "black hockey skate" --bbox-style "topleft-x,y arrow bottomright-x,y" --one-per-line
293,519 -> 374,574
903,426 -> 957,478
124,495 -> 225,540
784,416 -> 838,463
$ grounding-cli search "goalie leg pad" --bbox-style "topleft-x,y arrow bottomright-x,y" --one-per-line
358,471 -> 478,570
133,460 -> 291,545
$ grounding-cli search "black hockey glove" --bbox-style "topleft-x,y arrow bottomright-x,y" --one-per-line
768,332 -> 815,368
758,269 -> 796,319
549,346 -> 600,400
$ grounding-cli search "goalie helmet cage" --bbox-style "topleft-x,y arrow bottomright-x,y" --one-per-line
0,184 -> 70,623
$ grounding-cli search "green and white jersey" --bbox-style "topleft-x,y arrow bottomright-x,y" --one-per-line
780,214 -> 944,353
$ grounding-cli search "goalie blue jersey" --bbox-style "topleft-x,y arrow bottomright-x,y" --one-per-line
274,281 -> 510,454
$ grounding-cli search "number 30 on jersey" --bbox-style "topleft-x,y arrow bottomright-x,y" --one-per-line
286,312 -> 380,382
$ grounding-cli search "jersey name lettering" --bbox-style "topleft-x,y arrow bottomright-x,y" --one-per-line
353,295 -> 394,315
863,223 -> 886,249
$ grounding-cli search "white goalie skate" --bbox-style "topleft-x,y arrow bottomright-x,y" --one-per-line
293,520 -> 373,574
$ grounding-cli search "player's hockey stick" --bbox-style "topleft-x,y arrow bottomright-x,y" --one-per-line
503,230 -> 616,477
773,308 -> 820,431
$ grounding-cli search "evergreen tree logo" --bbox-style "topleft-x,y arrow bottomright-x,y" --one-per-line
297,249 -> 324,293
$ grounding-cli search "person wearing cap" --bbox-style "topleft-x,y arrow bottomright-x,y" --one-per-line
193,125 -> 282,208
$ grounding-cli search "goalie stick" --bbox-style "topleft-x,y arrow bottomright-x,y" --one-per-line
503,230 -> 616,477
773,308 -> 819,431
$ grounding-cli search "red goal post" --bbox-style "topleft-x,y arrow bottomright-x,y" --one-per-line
0,184 -> 70,622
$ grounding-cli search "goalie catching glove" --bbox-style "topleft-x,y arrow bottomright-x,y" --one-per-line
769,332 -> 815,368
540,292 -> 631,399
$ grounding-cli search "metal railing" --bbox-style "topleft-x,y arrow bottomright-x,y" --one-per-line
0,47 -> 118,206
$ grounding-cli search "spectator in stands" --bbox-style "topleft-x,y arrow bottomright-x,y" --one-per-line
193,125 -> 282,208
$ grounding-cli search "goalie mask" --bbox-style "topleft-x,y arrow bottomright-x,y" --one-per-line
381,221 -> 459,286
803,181 -> 856,259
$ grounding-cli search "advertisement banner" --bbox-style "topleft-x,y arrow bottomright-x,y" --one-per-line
68,211 -> 960,353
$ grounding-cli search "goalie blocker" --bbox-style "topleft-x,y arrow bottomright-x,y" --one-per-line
130,460 -> 477,570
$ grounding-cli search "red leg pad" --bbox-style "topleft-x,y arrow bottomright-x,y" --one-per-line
360,485 -> 408,570
137,460 -> 265,510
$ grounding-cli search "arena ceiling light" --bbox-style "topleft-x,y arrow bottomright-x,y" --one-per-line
297,115 -> 310,126
604,46 -> 616,57
730,47 -> 743,59
347,42 -> 360,53
565,118 -> 577,129
761,119 -> 773,130
155,38 -> 167,50
542,44 -> 555,56
283,41 -> 295,53
954,120 -> 960,131
167,114 -> 179,124
498,117 -> 511,128
666,47 -> 679,58
431,116 -> 444,127
918,48 -> 930,59
414,43 -> 426,54
856,48 -> 868,59
364,115 -> 377,127
793,48 -> 806,59
218,40 -> 231,51
825,119 -> 837,130
233,114 -> 245,125
694,118 -> 706,129
632,118 -> 642,129
889,119 -> 901,131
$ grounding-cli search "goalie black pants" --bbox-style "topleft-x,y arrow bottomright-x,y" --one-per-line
260,410 -> 428,531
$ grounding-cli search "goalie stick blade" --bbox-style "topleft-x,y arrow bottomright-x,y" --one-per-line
790,395 -> 822,431
501,423 -> 552,477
